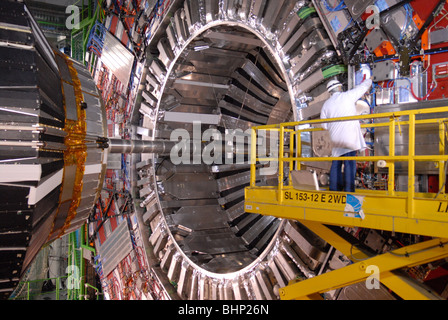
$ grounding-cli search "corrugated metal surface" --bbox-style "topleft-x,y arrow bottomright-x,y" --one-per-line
0,2 -> 109,299
101,31 -> 135,89
97,220 -> 133,277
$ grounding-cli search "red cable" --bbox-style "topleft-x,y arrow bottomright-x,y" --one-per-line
410,82 -> 434,101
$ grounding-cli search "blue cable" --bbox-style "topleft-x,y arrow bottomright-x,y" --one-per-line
323,0 -> 346,12
145,0 -> 161,41
400,4 -> 413,41
343,17 -> 353,32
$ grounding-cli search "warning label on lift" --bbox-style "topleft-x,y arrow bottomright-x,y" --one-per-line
345,194 -> 366,220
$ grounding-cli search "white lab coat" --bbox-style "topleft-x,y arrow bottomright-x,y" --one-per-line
320,79 -> 372,157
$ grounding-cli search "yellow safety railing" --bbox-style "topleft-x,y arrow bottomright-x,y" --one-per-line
249,106 -> 448,218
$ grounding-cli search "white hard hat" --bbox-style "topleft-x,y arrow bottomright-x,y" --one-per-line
326,79 -> 342,92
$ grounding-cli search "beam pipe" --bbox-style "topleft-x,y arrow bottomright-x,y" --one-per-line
108,139 -> 176,155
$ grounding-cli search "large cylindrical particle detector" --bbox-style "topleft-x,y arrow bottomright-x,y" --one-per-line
0,0 -> 352,301
0,1 -> 108,299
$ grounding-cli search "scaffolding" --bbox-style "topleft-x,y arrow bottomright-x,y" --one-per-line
71,0 -> 105,64
245,105 -> 448,299
10,225 -> 100,300
67,225 -> 101,300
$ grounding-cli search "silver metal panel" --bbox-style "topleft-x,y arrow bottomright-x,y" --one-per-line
375,123 -> 447,174
24,5 -> 59,73
166,23 -> 178,50
216,170 -> 251,192
253,219 -> 280,252
171,205 -> 228,230
282,17 -> 322,55
375,99 -> 448,169
142,90 -> 157,106
249,274 -> 263,299
241,59 -> 284,98
231,70 -> 279,105
0,164 -> 42,183
177,261 -> 192,298
255,269 -> 275,300
62,82 -> 77,121
251,0 -> 267,17
283,221 -> 326,270
218,100 -> 268,124
239,0 -> 251,20
241,215 -> 275,246
372,60 -> 396,82
225,200 -> 246,222
182,230 -> 247,255
222,0 -> 251,20
174,8 -> 189,43
204,0 -> 219,23
187,270 -> 199,299
149,59 -> 166,82
55,54 -> 72,83
101,31 -> 135,89
274,248 -> 299,281
430,28 -> 448,45
217,187 -> 245,205
278,5 -> 304,46
336,281 -> 396,300
363,28 -> 388,53
268,258 -> 287,288
343,0 -> 376,20
157,37 -> 175,68
295,68 -> 324,94
97,220 -> 133,277
78,71 -> 99,96
163,173 -> 218,200
86,119 -> 103,136
381,1 -> 418,42
184,0 -> 201,30
146,72 -> 160,90
232,278 -> 245,300
203,30 -> 263,47
83,94 -> 103,122
186,47 -> 247,78
261,0 -> 285,32
226,84 -> 274,116
160,243 -> 176,270
291,31 -> 332,76
291,170 -> 319,190
167,253 -> 182,282
232,213 -> 260,233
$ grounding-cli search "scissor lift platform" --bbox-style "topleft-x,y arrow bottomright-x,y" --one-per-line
245,187 -> 448,239
244,106 -> 448,300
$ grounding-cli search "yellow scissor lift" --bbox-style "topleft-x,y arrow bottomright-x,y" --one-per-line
244,106 -> 448,300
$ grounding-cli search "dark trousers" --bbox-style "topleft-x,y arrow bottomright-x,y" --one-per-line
329,151 -> 357,192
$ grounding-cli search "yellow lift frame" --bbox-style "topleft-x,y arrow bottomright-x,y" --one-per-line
244,106 -> 448,300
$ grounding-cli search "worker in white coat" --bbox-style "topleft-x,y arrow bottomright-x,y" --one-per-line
320,77 -> 372,192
